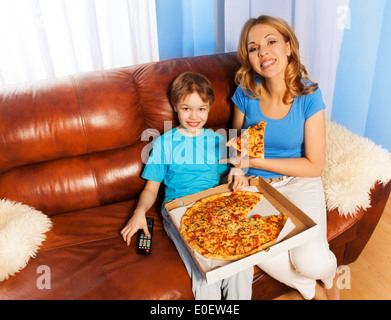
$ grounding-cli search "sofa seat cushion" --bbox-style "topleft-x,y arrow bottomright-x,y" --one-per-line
0,235 -> 194,300
40,199 -> 156,251
0,200 -> 193,300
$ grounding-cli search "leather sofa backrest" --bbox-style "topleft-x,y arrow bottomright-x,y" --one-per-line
0,53 -> 240,215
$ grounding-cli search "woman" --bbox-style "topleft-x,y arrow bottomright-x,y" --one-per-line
225,15 -> 340,300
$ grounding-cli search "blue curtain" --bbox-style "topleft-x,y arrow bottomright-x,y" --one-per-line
155,0 -> 215,60
331,0 -> 391,151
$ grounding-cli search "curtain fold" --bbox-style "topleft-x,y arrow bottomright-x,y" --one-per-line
0,0 -> 159,85
155,0 -> 215,61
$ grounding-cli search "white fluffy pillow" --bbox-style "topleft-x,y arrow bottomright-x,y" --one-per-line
322,121 -> 391,217
0,199 -> 52,282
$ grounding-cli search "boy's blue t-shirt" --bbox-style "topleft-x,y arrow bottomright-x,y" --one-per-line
232,78 -> 326,179
141,128 -> 230,203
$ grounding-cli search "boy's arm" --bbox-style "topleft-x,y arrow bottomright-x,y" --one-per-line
121,180 -> 161,246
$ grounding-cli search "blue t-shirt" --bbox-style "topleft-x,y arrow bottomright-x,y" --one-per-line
141,128 -> 230,203
232,78 -> 326,179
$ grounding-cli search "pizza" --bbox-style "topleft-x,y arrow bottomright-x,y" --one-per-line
227,121 -> 266,158
180,191 -> 287,261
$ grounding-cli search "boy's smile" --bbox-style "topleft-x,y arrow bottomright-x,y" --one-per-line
174,92 -> 210,137
186,121 -> 201,127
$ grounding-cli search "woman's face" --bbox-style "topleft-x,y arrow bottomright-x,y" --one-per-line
247,23 -> 291,81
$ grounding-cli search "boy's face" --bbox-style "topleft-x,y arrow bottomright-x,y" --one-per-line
174,92 -> 210,137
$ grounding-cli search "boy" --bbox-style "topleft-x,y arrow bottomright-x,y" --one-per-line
121,72 -> 254,299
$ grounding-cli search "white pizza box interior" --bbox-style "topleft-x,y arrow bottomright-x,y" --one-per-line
164,176 -> 320,284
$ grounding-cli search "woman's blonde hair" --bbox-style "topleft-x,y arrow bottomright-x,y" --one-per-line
236,15 -> 318,104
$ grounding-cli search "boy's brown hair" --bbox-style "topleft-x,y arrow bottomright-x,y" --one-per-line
170,72 -> 215,107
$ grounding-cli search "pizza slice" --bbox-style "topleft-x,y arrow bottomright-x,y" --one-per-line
227,121 -> 266,158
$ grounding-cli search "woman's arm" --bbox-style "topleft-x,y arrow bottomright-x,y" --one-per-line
232,105 -> 245,132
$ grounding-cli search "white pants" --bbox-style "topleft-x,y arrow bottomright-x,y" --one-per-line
257,176 -> 337,300
162,207 -> 254,300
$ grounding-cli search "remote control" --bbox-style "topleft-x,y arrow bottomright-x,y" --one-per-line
136,217 -> 154,255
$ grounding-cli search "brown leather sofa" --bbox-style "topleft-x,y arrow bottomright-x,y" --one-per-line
1,53 -> 390,300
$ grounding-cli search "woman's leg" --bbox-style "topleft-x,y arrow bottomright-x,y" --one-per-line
257,177 -> 338,299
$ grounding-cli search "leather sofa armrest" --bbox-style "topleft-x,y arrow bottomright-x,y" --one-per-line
342,180 -> 391,264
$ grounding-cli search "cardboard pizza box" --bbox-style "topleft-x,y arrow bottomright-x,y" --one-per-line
164,176 -> 320,284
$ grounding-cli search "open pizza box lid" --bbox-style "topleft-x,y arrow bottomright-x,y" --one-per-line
164,176 -> 320,284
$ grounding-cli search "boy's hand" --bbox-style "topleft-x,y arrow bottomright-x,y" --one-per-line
120,212 -> 151,246
228,168 -> 248,192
